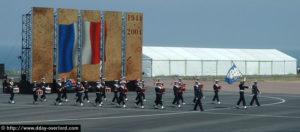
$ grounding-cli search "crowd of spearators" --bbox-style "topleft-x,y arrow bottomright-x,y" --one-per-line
3,77 -> 261,111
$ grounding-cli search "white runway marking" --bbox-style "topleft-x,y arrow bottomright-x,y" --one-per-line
0,95 -> 288,124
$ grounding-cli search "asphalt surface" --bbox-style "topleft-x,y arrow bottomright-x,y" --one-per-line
1,86 -> 300,132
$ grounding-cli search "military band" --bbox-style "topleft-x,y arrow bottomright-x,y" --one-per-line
2,75 -> 267,111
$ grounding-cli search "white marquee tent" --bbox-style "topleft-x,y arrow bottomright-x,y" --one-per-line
142,46 -> 297,77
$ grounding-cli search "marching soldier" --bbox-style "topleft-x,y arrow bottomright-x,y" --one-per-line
100,77 -> 107,101
193,79 -> 201,104
32,81 -> 39,104
40,77 -> 47,102
7,78 -> 17,104
178,78 -> 185,105
212,80 -> 221,104
250,81 -> 260,106
141,80 -> 146,101
235,81 -> 249,109
55,79 -> 63,105
74,81 -> 84,106
194,82 -> 204,111
111,80 -> 119,104
171,81 -> 180,108
120,77 -> 128,101
74,78 -> 81,100
83,81 -> 91,103
154,82 -> 164,109
135,81 -> 144,109
61,77 -> 68,102
94,82 -> 103,107
117,81 -> 127,108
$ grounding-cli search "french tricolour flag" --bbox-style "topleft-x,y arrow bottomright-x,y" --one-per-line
58,23 -> 78,73
82,21 -> 101,65
58,21 -> 101,74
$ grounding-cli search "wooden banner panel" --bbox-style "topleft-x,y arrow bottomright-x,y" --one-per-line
81,10 -> 101,81
104,11 -> 122,81
32,7 -> 54,83
57,8 -> 78,80
125,12 -> 143,80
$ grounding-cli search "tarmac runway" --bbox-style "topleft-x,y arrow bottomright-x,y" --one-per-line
1,86 -> 300,132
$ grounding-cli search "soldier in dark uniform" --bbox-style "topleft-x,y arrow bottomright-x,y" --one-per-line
32,81 -> 39,104
154,82 -> 164,109
7,78 -> 17,104
74,78 -> 81,100
141,80 -> 146,101
40,77 -> 47,102
194,82 -> 204,111
135,81 -> 144,109
212,80 -> 221,104
61,77 -> 68,102
193,80 -> 201,104
74,81 -> 84,106
82,81 -> 91,103
135,79 -> 141,101
117,81 -> 127,108
55,79 -> 63,105
250,81 -> 260,106
236,81 -> 249,109
111,80 -> 119,105
178,78 -> 186,105
94,82 -> 103,107
120,77 -> 128,101
171,81 -> 180,108
100,77 -> 107,101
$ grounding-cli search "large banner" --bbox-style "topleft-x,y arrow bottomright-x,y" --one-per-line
32,7 -> 54,83
125,12 -> 143,80
57,8 -> 78,80
81,10 -> 102,81
104,11 -> 123,81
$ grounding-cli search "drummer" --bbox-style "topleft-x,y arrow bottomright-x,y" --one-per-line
32,81 -> 39,104
40,77 -> 47,102
6,77 -> 17,104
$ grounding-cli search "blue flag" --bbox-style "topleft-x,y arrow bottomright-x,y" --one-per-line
225,64 -> 243,84
58,23 -> 78,73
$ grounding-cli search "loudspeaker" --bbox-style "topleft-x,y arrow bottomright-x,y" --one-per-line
0,64 -> 4,79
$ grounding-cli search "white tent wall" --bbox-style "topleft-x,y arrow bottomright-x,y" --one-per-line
186,61 -> 202,76
259,61 -> 272,75
170,60 -> 185,76
142,46 -> 297,77
217,60 -> 232,76
272,61 -> 285,75
246,61 -> 259,75
142,59 -> 152,77
152,60 -> 169,76
203,61 -> 217,76
285,61 -> 297,74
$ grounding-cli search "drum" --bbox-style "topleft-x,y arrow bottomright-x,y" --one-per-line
200,84 -> 204,88
162,88 -> 166,94
37,90 -> 43,95
124,88 -> 128,93
106,88 -> 111,93
218,86 -> 222,89
45,87 -> 51,94
142,88 -> 147,93
183,88 -> 186,92
13,88 -> 19,93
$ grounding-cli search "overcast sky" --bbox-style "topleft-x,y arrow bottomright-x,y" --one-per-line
0,0 -> 299,69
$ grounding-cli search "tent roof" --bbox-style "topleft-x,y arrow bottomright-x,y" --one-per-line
142,46 -> 297,61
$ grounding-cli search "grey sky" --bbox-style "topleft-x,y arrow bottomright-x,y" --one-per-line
0,0 -> 299,69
